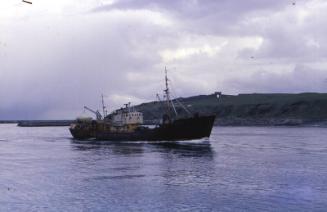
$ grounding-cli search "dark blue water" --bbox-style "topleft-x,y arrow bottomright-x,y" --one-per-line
0,124 -> 327,211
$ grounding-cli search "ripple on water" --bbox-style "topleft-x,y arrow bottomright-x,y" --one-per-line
0,126 -> 327,211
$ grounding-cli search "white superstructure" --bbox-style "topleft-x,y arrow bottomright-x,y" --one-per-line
109,103 -> 143,126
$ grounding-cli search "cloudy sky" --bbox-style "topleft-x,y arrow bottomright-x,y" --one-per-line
1,0 -> 327,119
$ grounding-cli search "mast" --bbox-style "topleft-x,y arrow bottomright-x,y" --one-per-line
164,67 -> 172,119
101,94 -> 107,117
163,67 -> 178,120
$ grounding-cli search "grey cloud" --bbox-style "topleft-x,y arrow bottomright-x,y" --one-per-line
93,0 -> 289,35
223,64 -> 327,94
94,0 -> 288,17
1,0 -> 327,119
235,1 -> 327,62
0,14 -> 167,119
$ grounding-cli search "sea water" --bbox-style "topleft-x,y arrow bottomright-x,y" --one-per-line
0,124 -> 326,211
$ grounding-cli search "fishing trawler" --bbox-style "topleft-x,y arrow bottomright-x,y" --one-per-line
69,69 -> 216,141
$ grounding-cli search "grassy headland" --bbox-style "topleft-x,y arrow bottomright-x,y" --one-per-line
136,92 -> 327,126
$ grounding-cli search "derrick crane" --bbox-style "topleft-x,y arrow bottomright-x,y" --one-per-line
84,106 -> 102,120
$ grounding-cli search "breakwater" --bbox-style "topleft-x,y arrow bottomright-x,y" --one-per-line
17,120 -> 73,127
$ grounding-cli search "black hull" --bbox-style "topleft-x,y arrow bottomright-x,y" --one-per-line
69,128 -> 95,140
95,115 -> 216,141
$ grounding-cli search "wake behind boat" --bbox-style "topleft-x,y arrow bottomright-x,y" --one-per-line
70,69 -> 216,141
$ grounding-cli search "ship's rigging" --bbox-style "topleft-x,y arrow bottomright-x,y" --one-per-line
82,68 -> 192,122
160,67 -> 192,120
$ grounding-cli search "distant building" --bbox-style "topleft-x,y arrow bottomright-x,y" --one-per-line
214,92 -> 222,99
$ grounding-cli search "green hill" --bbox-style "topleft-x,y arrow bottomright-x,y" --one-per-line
135,92 -> 327,126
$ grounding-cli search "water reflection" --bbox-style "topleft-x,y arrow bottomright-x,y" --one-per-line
71,139 -> 214,158
151,141 -> 214,158
71,141 -> 146,156
70,139 -> 215,191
